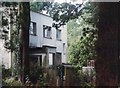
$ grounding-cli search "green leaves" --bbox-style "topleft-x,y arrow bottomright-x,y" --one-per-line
30,2 -> 83,29
67,2 -> 98,71
2,17 -> 8,26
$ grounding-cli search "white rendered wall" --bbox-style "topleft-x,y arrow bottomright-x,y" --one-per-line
0,39 -> 11,68
30,11 -> 67,63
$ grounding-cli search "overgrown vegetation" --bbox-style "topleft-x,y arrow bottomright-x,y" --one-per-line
1,1 -> 98,87
1,2 -> 20,76
67,2 -> 98,87
67,2 -> 98,70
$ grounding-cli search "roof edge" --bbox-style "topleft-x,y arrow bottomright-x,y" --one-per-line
30,10 -> 52,18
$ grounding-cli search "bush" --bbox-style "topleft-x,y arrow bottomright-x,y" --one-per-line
2,65 -> 12,79
2,77 -> 24,87
80,69 -> 95,88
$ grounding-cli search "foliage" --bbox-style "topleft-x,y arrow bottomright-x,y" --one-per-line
29,62 -> 47,86
1,2 -> 98,86
30,2 -> 98,86
2,77 -> 24,87
1,3 -> 18,50
2,65 -> 12,79
2,65 -> 23,87
67,2 -> 98,70
82,67 -> 96,87
1,2 -> 20,76
30,2 -> 53,13
30,1 -> 89,29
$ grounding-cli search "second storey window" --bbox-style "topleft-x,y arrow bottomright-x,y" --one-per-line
43,25 -> 52,38
30,22 -> 37,35
56,29 -> 61,40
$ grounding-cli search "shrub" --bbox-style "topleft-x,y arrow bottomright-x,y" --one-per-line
2,65 -> 12,79
2,77 -> 24,87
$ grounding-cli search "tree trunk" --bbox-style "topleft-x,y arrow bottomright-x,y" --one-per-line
96,3 -> 119,87
19,2 -> 30,83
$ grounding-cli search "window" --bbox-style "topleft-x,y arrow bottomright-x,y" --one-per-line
56,29 -> 61,40
43,25 -> 52,38
49,53 -> 53,65
63,43 -> 66,55
55,52 -> 61,65
30,22 -> 37,35
38,55 -> 42,66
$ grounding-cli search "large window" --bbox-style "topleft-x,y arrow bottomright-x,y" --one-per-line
43,25 -> 52,38
30,22 -> 37,35
56,29 -> 61,40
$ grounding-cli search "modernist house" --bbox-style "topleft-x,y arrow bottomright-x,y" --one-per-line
29,11 -> 67,68
1,11 -> 67,69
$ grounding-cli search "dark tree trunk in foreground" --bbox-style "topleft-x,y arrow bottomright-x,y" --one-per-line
96,3 -> 119,87
19,2 -> 30,83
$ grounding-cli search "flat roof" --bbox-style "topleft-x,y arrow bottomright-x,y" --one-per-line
30,10 -> 52,18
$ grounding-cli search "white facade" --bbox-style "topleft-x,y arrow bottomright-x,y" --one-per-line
0,39 -> 11,68
0,11 -> 67,68
29,11 -> 67,66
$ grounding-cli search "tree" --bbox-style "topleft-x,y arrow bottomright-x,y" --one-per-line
30,1 -> 85,28
18,2 -> 30,83
1,2 -> 20,76
1,1 -> 119,86
95,3 -> 119,86
30,2 -> 53,12
44,2 -> 119,86
1,2 -> 30,83
67,3 -> 98,70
